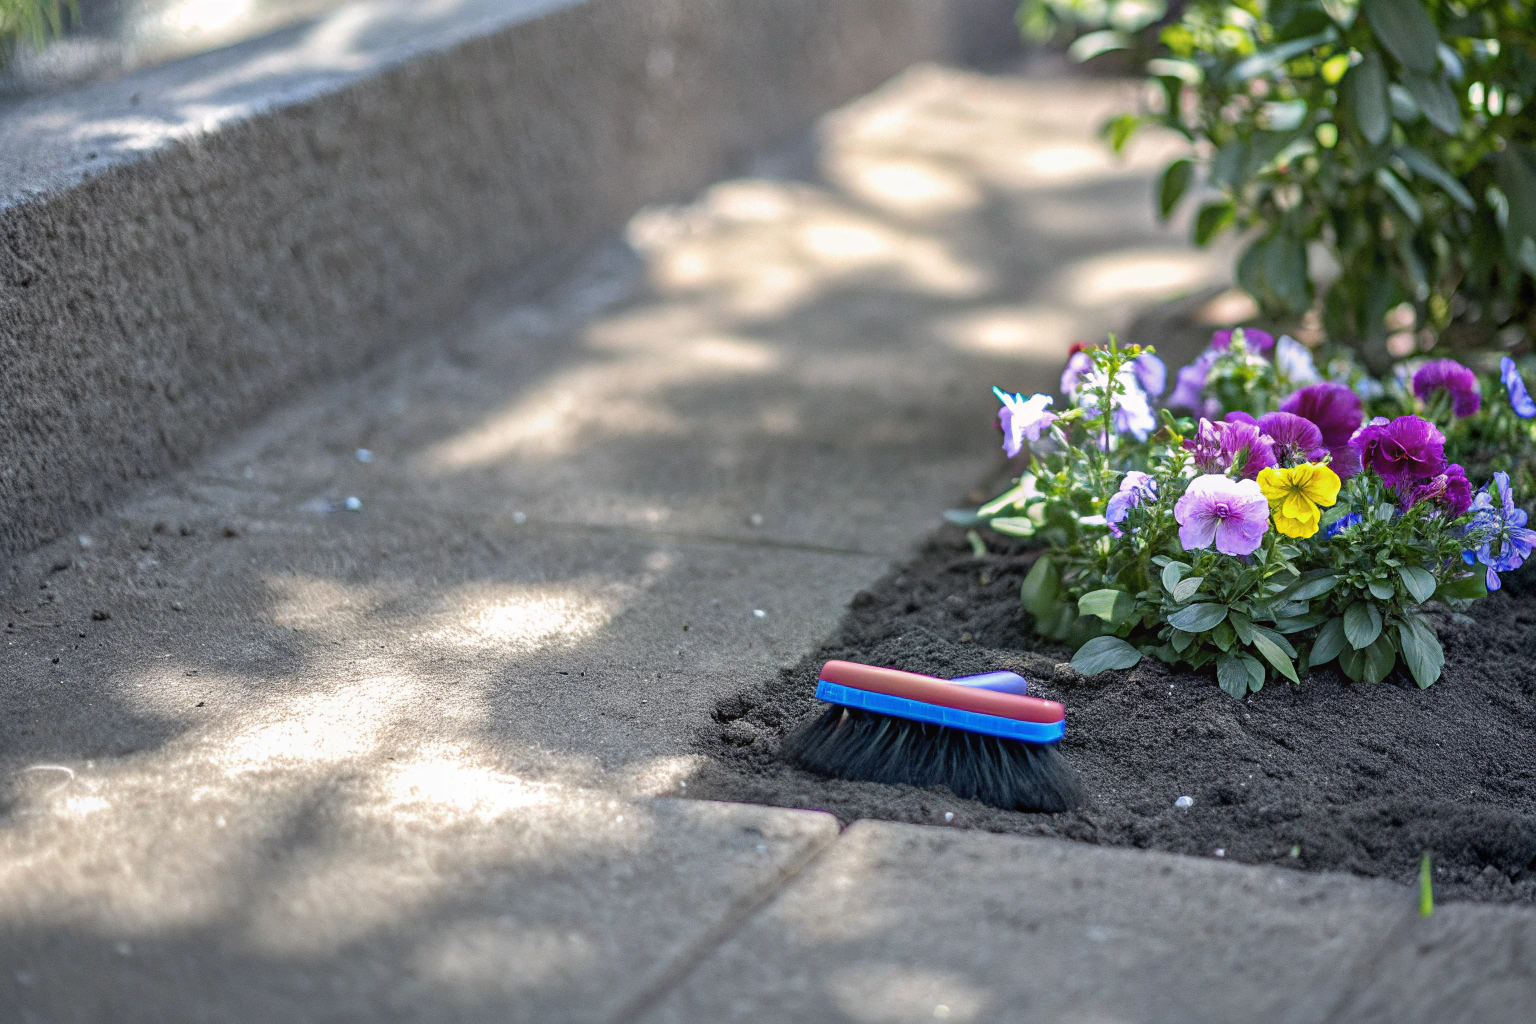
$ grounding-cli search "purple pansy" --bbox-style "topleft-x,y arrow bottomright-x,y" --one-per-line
1060,350 -> 1094,399
1174,475 -> 1270,556
1184,418 -> 1276,479
1130,352 -> 1167,399
1210,327 -> 1275,353
1412,359 -> 1481,418
993,388 -> 1057,458
1257,411 -> 1327,467
1464,472 -> 1536,590
1501,357 -> 1536,418
1168,351 -> 1218,414
1106,471 -> 1157,537
1351,415 -> 1446,485
1280,382 -> 1364,477
1402,463 -> 1472,517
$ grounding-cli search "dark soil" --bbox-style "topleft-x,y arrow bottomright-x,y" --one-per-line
689,527 -> 1536,904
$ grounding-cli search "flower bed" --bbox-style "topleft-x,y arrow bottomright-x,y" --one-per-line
691,526 -> 1536,904
689,330 -> 1536,903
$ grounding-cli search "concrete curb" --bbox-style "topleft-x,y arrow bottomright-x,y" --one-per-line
0,0 -> 1017,561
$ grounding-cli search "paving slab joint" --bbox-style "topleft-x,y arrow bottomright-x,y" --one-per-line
610,801 -> 844,1023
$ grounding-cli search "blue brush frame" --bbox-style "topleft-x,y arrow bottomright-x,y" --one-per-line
815,680 -> 1065,744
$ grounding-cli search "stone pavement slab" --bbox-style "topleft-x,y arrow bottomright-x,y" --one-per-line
0,65 -> 1235,1020
643,820 -> 1536,1024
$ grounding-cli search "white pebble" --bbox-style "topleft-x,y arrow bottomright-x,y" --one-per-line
1214,848 -> 1226,858
513,512 -> 528,524
749,513 -> 764,527
344,496 -> 362,511
356,449 -> 373,463
78,535 -> 92,549
944,812 -> 954,823
1175,795 -> 1194,809
753,609 -> 766,618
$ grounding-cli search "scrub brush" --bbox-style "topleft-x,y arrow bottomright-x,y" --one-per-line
781,660 -> 1079,812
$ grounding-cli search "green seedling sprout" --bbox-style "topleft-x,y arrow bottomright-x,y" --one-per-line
1419,853 -> 1434,918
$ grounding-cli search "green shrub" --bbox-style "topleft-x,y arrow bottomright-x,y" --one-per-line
0,0 -> 75,66
1037,0 -> 1536,369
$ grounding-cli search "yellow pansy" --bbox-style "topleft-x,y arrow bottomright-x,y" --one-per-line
1256,463 -> 1341,539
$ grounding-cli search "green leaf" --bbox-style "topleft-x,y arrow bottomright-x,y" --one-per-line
1252,624 -> 1297,658
1376,167 -> 1423,226
1397,617 -> 1444,688
1172,576 -> 1205,603
1367,579 -> 1396,601
966,530 -> 987,558
1020,557 -> 1060,618
1103,112 -> 1140,153
1079,589 -> 1135,625
1211,620 -> 1236,651
1361,633 -> 1398,683
1194,202 -> 1235,247
1070,29 -> 1131,63
1228,610 -> 1256,644
943,509 -> 982,527
1071,635 -> 1143,675
1250,630 -> 1301,683
1168,603 -> 1229,634
1218,655 -> 1253,699
978,478 -> 1037,516
1274,611 -> 1327,633
1169,628 -> 1195,653
1238,230 -> 1311,315
1282,569 -> 1338,601
1310,617 -> 1348,665
1344,602 -> 1383,650
1226,28 -> 1339,84
1161,561 -> 1191,593
988,517 -> 1038,537
1345,50 -> 1390,146
1159,159 -> 1194,220
1398,566 -> 1438,604
1396,146 -> 1476,211
1435,571 -> 1488,601
1363,0 -> 1439,75
1400,72 -> 1461,135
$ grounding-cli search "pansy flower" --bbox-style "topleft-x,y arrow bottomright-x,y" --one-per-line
1257,463 -> 1341,538
1501,357 -> 1536,419
1412,359 -> 1481,418
1351,415 -> 1446,485
1465,472 -> 1536,590
1174,475 -> 1270,556
993,388 -> 1056,458
1106,471 -> 1157,537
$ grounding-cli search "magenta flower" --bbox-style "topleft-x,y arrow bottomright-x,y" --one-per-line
994,388 -> 1057,457
1185,417 -> 1276,479
1280,382 -> 1364,478
1352,415 -> 1446,485
1210,327 -> 1275,353
1412,359 -> 1481,417
1405,463 -> 1473,517
1174,475 -> 1270,556
1257,411 -> 1327,467
1106,471 -> 1157,537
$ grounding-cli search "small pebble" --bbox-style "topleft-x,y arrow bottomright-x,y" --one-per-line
344,496 -> 362,511
749,513 -> 763,527
513,512 -> 528,524
616,815 -> 624,824
678,780 -> 686,789
1214,848 -> 1226,858
944,812 -> 954,823
78,535 -> 92,549
1175,795 -> 1194,809
356,449 -> 373,463
753,609 -> 766,618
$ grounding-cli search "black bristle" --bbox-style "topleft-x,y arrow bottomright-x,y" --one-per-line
781,706 -> 1081,812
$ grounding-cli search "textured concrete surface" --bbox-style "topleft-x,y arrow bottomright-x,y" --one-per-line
646,820 -> 1536,1024
0,0 -> 1017,559
0,64 -> 1247,1020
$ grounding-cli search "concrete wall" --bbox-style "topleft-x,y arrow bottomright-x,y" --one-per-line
0,0 -> 1020,559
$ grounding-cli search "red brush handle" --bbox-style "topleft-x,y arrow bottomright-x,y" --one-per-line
819,660 -> 1064,724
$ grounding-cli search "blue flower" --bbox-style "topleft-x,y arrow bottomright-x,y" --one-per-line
1106,471 -> 1157,537
1131,353 -> 1167,399
1275,335 -> 1319,385
1501,357 -> 1536,418
1464,471 -> 1536,590
1325,512 -> 1362,538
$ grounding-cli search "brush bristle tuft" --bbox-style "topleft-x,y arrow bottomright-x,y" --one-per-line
781,706 -> 1080,812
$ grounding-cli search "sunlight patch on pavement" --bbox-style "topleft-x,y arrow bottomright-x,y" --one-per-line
827,964 -> 989,1023
421,582 -> 623,652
